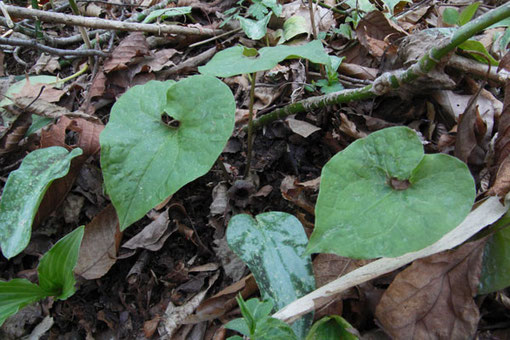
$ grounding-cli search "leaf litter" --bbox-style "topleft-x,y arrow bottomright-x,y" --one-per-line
0,0 -> 510,339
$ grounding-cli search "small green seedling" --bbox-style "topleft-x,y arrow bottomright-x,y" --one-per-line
307,56 -> 345,94
307,126 -> 476,259
225,296 -> 297,340
0,226 -> 84,326
100,75 -> 235,231
0,146 -> 83,259
443,2 -> 480,27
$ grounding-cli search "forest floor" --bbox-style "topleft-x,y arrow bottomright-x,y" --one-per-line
0,0 -> 510,339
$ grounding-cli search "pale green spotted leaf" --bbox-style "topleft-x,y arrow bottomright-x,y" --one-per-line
199,40 -> 331,77
308,126 -> 475,259
479,211 -> 510,294
0,279 -> 47,326
100,76 -> 235,230
226,212 -> 315,339
38,226 -> 84,299
0,147 -> 83,259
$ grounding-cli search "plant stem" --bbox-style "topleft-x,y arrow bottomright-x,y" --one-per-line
244,72 -> 257,179
248,2 -> 510,131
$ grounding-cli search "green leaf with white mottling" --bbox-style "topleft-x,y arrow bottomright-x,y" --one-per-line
308,126 -> 475,259
100,76 -> 235,231
0,146 -> 83,259
38,226 -> 84,299
199,40 -> 331,77
226,212 -> 315,339
305,315 -> 359,340
0,279 -> 47,326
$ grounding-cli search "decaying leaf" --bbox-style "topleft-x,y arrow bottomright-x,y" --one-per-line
75,205 -> 122,280
122,209 -> 175,251
375,238 -> 487,339
103,32 -> 150,73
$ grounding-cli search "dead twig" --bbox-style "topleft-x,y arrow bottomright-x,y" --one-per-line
4,4 -> 224,37
0,36 -> 109,57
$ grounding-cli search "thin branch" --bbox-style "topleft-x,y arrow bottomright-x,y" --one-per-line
0,37 -> 109,57
249,3 -> 510,130
4,4 -> 224,36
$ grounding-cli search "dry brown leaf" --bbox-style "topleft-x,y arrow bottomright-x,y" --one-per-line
356,11 -> 407,59
88,70 -> 107,99
103,32 -> 150,73
338,62 -> 378,80
144,48 -> 178,72
40,116 -> 103,156
30,54 -> 61,75
0,109 -> 31,155
375,238 -> 487,339
122,209 -> 175,251
280,175 -> 315,215
14,80 -> 65,103
160,272 -> 219,338
74,205 -> 122,280
286,116 -> 321,138
313,254 -> 371,319
183,274 -> 258,324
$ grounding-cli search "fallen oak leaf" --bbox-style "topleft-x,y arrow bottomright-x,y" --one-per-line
375,237 -> 487,339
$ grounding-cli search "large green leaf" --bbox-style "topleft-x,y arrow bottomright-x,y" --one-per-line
305,315 -> 359,340
226,212 -> 315,339
0,279 -> 47,326
0,147 -> 83,259
479,212 -> 510,295
38,226 -> 84,299
198,40 -> 331,77
308,126 -> 475,259
100,76 -> 235,230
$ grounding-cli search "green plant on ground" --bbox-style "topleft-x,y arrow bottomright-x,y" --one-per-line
100,75 -> 236,231
307,126 -> 476,258
0,226 -> 84,325
221,0 -> 282,40
199,39 -> 332,177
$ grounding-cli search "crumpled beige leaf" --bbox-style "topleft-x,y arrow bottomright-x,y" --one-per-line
375,238 -> 487,339
122,209 -> 175,251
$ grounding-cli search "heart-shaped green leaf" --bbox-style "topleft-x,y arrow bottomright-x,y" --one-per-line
239,13 -> 272,40
38,226 -> 84,299
100,76 -> 235,230
227,212 -> 315,339
0,146 -> 83,259
199,40 -> 331,77
308,126 -> 475,259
